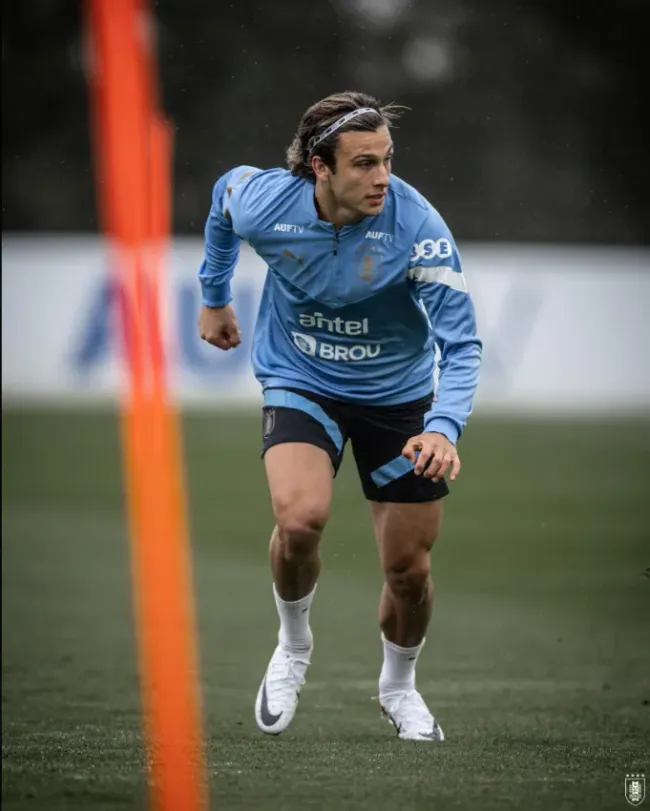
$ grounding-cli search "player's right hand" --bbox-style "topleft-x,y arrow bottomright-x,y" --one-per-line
198,304 -> 242,350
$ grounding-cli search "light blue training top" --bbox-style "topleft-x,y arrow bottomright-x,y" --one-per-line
198,166 -> 482,444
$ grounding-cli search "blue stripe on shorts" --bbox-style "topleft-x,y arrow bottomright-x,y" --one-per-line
370,454 -> 417,487
263,389 -> 344,454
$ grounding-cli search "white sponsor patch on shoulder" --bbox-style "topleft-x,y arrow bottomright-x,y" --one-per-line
407,265 -> 468,292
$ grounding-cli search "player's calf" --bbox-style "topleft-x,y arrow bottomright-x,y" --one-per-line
380,555 -> 433,645
270,499 -> 327,601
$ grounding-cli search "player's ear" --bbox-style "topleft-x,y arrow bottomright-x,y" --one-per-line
311,154 -> 329,181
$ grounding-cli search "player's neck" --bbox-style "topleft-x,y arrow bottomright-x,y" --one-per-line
313,184 -> 363,229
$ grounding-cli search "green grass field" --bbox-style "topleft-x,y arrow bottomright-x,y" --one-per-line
2,408 -> 649,810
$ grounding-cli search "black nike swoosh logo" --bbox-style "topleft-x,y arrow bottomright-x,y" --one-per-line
260,679 -> 282,728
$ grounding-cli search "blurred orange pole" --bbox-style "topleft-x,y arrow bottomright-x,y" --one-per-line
84,2 -> 208,810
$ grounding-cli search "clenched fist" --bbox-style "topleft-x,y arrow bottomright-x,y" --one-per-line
198,304 -> 242,350
402,432 -> 461,482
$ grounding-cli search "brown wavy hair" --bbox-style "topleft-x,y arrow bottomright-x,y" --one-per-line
286,91 -> 406,182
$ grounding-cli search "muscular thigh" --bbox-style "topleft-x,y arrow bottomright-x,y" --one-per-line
261,387 -> 352,528
264,442 -> 334,528
372,500 -> 443,570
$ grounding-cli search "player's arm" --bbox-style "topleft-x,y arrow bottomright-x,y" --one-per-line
197,165 -> 260,349
402,214 -> 482,480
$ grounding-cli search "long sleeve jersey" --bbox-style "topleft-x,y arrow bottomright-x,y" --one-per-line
198,165 -> 482,444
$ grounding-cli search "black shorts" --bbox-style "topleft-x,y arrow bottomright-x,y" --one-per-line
261,387 -> 450,503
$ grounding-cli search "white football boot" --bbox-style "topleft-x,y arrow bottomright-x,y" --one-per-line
254,644 -> 312,735
379,688 -> 445,741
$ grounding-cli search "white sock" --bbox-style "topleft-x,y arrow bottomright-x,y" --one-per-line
379,633 -> 425,695
273,583 -> 315,653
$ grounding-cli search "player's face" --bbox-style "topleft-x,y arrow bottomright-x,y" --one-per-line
327,126 -> 393,218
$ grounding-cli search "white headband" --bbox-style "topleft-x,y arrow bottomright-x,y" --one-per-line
308,107 -> 379,152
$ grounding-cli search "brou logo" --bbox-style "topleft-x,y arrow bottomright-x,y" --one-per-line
410,238 -> 452,263
274,222 -> 304,234
291,331 -> 380,362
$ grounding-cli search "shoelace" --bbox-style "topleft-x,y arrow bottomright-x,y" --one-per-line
267,650 -> 310,699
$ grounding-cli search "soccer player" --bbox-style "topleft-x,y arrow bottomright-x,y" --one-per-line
197,91 -> 482,741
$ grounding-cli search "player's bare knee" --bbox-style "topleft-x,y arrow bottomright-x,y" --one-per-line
275,501 -> 328,562
385,556 -> 431,603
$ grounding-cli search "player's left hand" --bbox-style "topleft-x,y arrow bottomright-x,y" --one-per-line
402,432 -> 461,482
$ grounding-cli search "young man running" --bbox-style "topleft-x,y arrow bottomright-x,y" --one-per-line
198,91 -> 482,741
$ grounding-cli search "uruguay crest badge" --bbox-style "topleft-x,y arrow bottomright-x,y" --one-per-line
626,774 -> 646,807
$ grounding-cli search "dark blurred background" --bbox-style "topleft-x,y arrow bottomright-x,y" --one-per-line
3,0 -> 649,243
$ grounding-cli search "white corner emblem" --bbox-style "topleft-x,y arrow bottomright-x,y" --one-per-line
626,774 -> 646,807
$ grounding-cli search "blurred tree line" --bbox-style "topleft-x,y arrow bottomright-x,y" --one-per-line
2,0 -> 648,243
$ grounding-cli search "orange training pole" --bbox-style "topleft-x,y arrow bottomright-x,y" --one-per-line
84,2 -> 208,810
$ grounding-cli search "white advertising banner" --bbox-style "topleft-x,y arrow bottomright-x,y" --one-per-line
2,234 -> 649,413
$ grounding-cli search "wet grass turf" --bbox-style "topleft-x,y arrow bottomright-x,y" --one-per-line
2,409 -> 649,809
